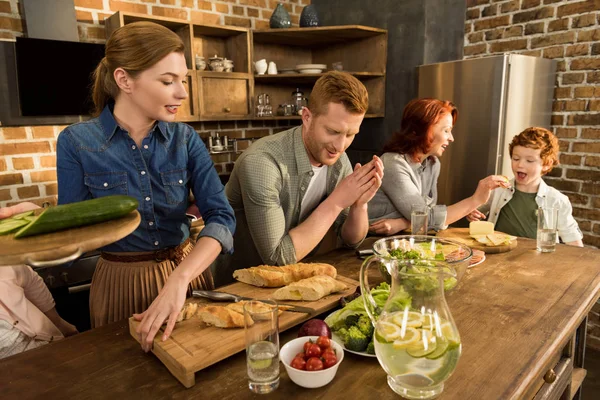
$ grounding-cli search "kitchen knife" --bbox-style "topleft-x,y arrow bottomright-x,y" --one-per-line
191,290 -> 315,314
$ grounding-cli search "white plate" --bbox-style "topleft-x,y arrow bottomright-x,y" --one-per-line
296,63 -> 327,70
297,68 -> 324,74
468,250 -> 486,268
326,311 -> 377,358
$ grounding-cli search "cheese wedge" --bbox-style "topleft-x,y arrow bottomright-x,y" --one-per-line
469,221 -> 494,236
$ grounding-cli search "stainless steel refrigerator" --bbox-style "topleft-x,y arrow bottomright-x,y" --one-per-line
417,54 -> 557,225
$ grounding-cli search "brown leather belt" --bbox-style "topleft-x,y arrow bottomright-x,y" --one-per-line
101,238 -> 192,265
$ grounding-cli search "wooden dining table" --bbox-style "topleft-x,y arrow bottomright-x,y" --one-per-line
2,237 -> 600,399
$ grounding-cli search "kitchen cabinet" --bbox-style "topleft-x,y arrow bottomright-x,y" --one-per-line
105,12 -> 387,123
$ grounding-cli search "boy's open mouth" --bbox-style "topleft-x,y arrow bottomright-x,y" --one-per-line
516,172 -> 527,180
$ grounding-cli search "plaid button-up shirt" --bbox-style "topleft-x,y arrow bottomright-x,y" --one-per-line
216,126 -> 354,283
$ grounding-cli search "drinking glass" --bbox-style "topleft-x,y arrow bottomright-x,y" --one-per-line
411,204 -> 429,235
244,300 -> 280,394
537,207 -> 558,252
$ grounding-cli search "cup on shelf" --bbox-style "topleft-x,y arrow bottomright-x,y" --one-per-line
195,54 -> 206,71
254,59 -> 268,75
267,61 -> 278,75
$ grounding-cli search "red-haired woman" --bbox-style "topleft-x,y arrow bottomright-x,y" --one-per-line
367,98 -> 510,236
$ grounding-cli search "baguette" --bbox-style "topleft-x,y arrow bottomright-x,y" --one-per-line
233,262 -> 337,287
272,275 -> 348,301
197,305 -> 253,328
175,301 -> 199,323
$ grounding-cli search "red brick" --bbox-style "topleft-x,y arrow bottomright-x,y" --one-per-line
74,0 -> 103,8
0,142 -> 51,156
513,6 -> 554,23
469,32 -> 484,43
75,10 -> 94,24
566,44 -> 590,57
215,3 -> 229,13
490,39 -> 528,53
30,170 -> 57,183
0,158 -> 5,172
45,183 -> 58,196
594,221 -> 600,232
504,26 -> 524,38
573,142 -> 600,154
568,113 -> 600,125
0,173 -> 24,186
556,60 -> 567,72
588,71 -> 600,83
586,156 -> 600,167
590,100 -> 600,111
239,0 -> 266,7
562,72 -> 585,85
31,126 -> 56,139
543,46 -> 564,59
40,155 -> 56,168
521,0 -> 541,9
567,193 -> 589,205
593,43 -> 600,55
565,100 -> 587,111
84,26 -> 106,41
224,16 -> 251,28
196,1 -> 213,10
12,157 -> 34,170
548,18 -> 569,32
255,19 -> 270,30
485,28 -> 504,41
545,178 -> 581,192
531,32 -> 575,48
466,8 -> 480,20
2,127 -> 27,140
108,1 -> 148,14
160,0 -> 176,5
191,11 -> 220,25
17,185 -> 40,199
232,5 -> 244,16
151,6 -> 188,20
554,87 -> 571,99
0,189 -> 11,202
553,100 -> 565,112
501,0 -> 519,12
0,17 -> 22,32
525,22 -> 545,35
582,128 -> 600,139
573,206 -> 600,221
0,1 -> 12,13
582,182 -> 600,195
482,4 -> 497,17
247,7 -> 259,18
572,13 -> 597,28
571,57 -> 600,70
473,15 -> 510,31
555,127 -> 578,138
579,220 -> 592,232
557,0 -> 600,18
577,29 -> 600,42
558,140 -> 569,151
574,87 -> 597,97
551,115 -> 565,125
560,154 -> 582,165
6,197 -> 57,208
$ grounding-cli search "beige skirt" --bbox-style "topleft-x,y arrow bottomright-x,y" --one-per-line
89,241 -> 214,328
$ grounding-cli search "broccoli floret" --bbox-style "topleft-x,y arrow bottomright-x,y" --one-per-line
344,314 -> 360,327
366,337 -> 375,355
343,326 -> 369,352
336,327 -> 350,342
356,314 -> 374,337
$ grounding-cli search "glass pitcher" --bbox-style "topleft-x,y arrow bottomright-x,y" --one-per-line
360,237 -> 462,399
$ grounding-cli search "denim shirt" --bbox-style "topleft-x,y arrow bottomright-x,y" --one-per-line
56,105 -> 235,253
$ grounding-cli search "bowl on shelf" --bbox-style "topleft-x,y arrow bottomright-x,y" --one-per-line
295,64 -> 327,74
280,336 -> 344,389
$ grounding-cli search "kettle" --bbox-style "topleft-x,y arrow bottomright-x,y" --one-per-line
291,88 -> 308,116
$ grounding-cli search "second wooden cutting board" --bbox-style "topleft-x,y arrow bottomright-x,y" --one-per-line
129,275 -> 359,388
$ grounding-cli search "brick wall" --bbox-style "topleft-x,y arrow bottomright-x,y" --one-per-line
465,0 -> 600,349
0,0 -> 307,207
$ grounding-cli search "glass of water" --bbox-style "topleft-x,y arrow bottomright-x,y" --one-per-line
411,204 -> 430,235
537,207 -> 559,252
244,300 -> 280,394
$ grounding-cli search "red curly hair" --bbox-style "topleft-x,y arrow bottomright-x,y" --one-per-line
383,98 -> 458,162
509,127 -> 559,175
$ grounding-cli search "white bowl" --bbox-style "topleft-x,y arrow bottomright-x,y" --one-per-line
296,64 -> 327,70
280,335 -> 344,388
297,68 -> 324,74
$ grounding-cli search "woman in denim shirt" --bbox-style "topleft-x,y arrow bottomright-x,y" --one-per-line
56,22 -> 235,351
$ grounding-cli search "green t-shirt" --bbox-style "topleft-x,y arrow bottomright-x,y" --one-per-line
495,189 -> 538,239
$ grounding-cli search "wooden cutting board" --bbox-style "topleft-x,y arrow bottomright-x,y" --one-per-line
437,227 -> 517,254
128,275 -> 359,388
0,211 -> 140,267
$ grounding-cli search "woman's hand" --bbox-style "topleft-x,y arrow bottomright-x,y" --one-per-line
466,209 -> 487,222
369,218 -> 410,236
472,175 -> 510,206
0,202 -> 40,219
133,273 -> 188,352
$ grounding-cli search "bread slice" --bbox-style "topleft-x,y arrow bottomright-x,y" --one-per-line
272,275 -> 348,301
175,301 -> 199,323
197,305 -> 253,328
233,262 -> 337,287
226,301 -> 290,319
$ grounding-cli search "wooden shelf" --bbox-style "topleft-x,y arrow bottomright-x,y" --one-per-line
570,368 -> 587,399
254,72 -> 384,85
196,71 -> 250,79
251,113 -> 383,121
253,25 -> 387,46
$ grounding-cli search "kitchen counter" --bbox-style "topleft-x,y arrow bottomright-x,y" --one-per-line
2,237 -> 600,399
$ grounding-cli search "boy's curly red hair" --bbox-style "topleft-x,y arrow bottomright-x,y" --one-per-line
509,127 -> 559,174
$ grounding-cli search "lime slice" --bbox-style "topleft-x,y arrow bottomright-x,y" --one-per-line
437,322 -> 460,346
392,311 -> 424,328
377,321 -> 402,341
248,357 -> 272,369
392,327 -> 421,349
421,313 -> 436,330
406,330 -> 437,358
425,335 -> 449,359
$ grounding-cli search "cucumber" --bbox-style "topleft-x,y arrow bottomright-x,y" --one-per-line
14,195 -> 139,239
0,219 -> 30,235
11,211 -> 35,219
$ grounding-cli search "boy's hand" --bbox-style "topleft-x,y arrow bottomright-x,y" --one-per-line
466,209 -> 487,222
